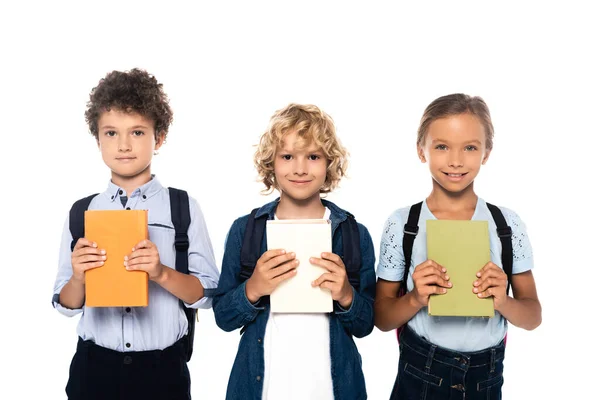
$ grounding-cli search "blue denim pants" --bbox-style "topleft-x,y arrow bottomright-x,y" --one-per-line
390,327 -> 505,400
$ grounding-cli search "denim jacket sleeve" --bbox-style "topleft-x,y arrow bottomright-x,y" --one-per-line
333,223 -> 376,338
212,216 -> 264,332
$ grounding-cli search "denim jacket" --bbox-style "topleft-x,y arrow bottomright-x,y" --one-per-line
213,198 -> 376,400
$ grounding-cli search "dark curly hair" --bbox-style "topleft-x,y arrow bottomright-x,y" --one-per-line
85,68 -> 173,139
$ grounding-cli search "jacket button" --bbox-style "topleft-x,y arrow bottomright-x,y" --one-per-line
123,356 -> 132,365
256,376 -> 261,381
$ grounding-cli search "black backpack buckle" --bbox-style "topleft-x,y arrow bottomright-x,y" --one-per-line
403,224 -> 419,236
497,227 -> 512,238
174,233 -> 189,251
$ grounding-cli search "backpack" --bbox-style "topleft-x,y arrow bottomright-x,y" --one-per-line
238,207 -> 363,300
68,187 -> 197,362
396,201 -> 513,341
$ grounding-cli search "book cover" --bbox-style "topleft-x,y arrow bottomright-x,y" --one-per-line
84,209 -> 149,307
426,219 -> 494,317
266,219 -> 333,313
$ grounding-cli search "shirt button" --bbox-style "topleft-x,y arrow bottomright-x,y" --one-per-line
119,190 -> 123,195
126,343 -> 131,348
126,207 -> 131,210
123,355 -> 132,365
126,307 -> 131,313
258,338 -> 262,344
256,376 -> 261,381
111,195 -> 114,200
142,195 -> 147,199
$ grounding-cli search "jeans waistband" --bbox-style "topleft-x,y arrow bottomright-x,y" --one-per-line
400,326 -> 505,370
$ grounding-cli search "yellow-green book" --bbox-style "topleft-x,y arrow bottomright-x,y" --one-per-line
426,220 -> 494,317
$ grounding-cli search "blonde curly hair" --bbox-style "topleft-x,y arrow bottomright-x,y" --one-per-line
254,103 -> 348,194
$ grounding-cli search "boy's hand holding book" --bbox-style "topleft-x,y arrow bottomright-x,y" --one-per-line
310,252 -> 354,309
71,238 -> 106,283
124,239 -> 166,282
245,249 -> 298,303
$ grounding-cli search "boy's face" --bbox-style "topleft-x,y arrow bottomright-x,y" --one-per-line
274,131 -> 328,202
96,110 -> 164,184
418,113 -> 490,194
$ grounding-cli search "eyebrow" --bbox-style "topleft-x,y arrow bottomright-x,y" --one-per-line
432,138 -> 482,145
99,125 -> 151,130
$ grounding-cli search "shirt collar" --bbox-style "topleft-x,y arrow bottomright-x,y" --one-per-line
104,174 -> 163,203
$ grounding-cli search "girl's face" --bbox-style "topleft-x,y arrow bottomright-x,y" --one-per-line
273,131 -> 328,202
418,113 -> 490,194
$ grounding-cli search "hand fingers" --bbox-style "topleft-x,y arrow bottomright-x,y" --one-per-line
74,246 -> 105,258
74,254 -> 107,264
476,262 -> 501,277
413,265 -> 448,282
125,256 -> 155,268
474,277 -> 507,294
127,249 -> 155,260
319,252 -> 344,267
312,273 -> 339,287
81,261 -> 105,271
309,257 -> 344,274
414,259 -> 446,274
267,259 -> 298,279
475,285 -> 499,299
257,249 -> 288,264
73,238 -> 97,251
271,268 -> 297,286
262,252 -> 296,271
415,274 -> 452,289
133,240 -> 155,251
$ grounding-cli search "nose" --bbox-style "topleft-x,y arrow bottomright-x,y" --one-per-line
293,158 -> 308,175
448,149 -> 464,168
118,134 -> 132,152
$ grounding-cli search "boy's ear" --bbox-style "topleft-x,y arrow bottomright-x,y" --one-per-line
155,132 -> 166,150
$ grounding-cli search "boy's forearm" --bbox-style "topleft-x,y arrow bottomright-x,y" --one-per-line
155,266 -> 204,305
497,297 -> 542,330
59,277 -> 86,309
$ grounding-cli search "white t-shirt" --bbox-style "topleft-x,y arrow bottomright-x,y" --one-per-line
376,197 -> 534,352
262,208 -> 334,400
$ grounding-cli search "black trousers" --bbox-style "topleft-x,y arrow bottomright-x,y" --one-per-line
66,337 -> 191,400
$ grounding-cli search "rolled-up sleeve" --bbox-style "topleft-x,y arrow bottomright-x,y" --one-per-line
184,197 -> 220,309
52,215 -> 83,317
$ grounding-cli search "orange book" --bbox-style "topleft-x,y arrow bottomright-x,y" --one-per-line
84,210 -> 149,307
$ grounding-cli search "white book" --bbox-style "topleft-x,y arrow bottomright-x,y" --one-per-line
266,219 -> 333,313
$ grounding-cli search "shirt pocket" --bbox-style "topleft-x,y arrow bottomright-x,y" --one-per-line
148,221 -> 176,269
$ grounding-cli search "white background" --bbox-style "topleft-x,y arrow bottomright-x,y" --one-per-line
1,1 -> 597,399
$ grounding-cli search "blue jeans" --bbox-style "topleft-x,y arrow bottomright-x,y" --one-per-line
391,327 -> 505,400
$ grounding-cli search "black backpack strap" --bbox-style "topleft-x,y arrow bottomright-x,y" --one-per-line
400,202 -> 423,295
486,203 -> 513,295
239,208 -> 267,281
68,194 -> 99,251
341,212 -> 362,291
168,187 -> 195,361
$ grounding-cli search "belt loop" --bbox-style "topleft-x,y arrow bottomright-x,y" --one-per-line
425,343 -> 436,373
490,348 -> 496,373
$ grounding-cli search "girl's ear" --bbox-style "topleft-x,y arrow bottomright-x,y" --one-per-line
155,132 -> 166,150
482,148 -> 491,165
417,145 -> 426,163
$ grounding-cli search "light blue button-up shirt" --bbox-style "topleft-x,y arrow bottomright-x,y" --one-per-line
53,176 -> 220,352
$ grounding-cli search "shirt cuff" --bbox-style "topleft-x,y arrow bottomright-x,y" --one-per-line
52,292 -> 83,317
